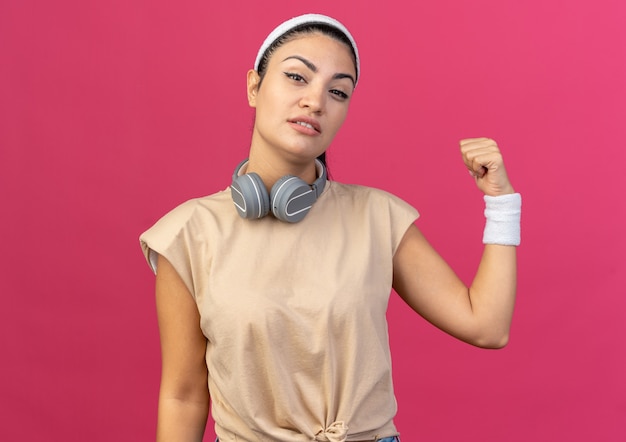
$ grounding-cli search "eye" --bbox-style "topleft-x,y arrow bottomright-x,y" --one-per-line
284,72 -> 306,83
329,89 -> 349,100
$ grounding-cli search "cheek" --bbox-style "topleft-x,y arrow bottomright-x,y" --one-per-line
257,89 -> 290,116
253,99 -> 277,126
328,106 -> 349,132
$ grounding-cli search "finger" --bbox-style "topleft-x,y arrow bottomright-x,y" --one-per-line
461,139 -> 501,168
468,167 -> 487,179
468,151 -> 504,174
459,137 -> 491,147
459,138 -> 499,155
460,139 -> 514,194
462,148 -> 499,174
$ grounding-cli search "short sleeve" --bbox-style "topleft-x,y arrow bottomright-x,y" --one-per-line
139,199 -> 199,296
381,191 -> 420,256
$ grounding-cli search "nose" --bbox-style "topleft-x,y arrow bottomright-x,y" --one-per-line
299,84 -> 325,114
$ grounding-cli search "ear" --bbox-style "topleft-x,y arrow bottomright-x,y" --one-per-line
247,69 -> 261,108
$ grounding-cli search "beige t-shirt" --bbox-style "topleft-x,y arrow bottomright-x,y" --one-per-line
140,181 -> 419,442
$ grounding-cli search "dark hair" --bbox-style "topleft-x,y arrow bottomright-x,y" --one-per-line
256,23 -> 358,86
255,24 -> 356,170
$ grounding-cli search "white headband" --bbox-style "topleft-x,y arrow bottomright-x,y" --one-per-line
253,13 -> 360,86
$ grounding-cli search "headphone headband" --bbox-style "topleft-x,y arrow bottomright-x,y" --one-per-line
232,159 -> 327,197
231,159 -> 327,223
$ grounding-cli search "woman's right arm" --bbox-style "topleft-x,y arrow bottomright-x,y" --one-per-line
155,254 -> 210,442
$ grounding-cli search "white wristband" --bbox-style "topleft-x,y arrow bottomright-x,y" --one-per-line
483,193 -> 522,246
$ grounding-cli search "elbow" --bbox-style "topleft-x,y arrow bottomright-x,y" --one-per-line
473,332 -> 510,349
466,322 -> 511,348
467,316 -> 513,349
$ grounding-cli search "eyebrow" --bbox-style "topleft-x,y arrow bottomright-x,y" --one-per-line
282,55 -> 356,87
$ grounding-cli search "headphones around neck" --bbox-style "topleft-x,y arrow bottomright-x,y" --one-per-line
230,159 -> 327,223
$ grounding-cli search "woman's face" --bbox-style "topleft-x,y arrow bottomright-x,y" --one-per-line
247,32 -> 357,164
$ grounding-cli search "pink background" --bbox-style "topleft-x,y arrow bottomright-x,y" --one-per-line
1,0 -> 625,440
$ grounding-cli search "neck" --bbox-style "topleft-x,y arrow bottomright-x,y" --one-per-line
245,151 -> 319,192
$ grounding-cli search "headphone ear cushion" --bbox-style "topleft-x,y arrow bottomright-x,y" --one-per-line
270,175 -> 318,223
231,172 -> 270,219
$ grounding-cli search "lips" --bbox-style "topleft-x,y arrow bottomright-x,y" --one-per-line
289,116 -> 321,133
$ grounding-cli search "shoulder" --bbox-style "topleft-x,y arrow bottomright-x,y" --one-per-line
138,188 -> 233,277
145,189 -> 232,234
322,181 -> 419,253
326,181 -> 418,213
139,189 -> 232,260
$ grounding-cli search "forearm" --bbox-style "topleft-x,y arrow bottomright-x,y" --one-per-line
464,189 -> 520,347
468,243 -> 517,348
394,138 -> 520,348
157,394 -> 209,442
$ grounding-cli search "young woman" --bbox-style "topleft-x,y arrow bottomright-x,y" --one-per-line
140,13 -> 521,442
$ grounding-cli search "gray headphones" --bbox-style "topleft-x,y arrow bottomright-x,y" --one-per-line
231,159 -> 327,223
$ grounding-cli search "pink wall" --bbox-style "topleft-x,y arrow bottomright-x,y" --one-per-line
1,1 -> 624,440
